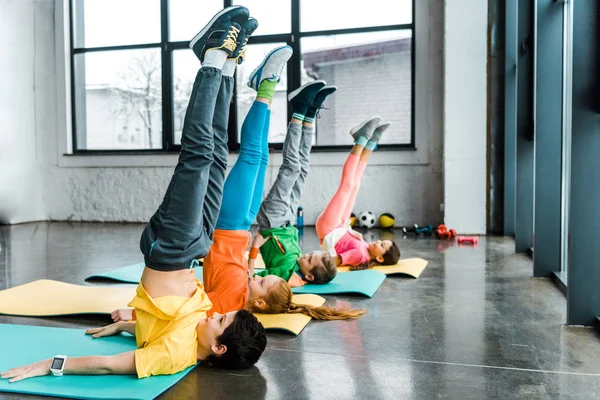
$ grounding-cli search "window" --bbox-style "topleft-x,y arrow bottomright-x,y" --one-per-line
70,0 -> 414,153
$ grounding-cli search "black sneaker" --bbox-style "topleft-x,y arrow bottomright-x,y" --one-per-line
305,86 -> 337,120
311,86 -> 337,109
233,17 -> 259,65
288,80 -> 326,118
189,6 -> 250,62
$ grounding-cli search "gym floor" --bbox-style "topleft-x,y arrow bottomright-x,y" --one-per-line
1,222 -> 600,399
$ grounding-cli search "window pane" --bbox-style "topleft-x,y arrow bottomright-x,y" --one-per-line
232,0 -> 292,35
172,50 -> 201,145
72,0 -> 161,48
236,43 -> 289,144
169,0 -> 224,42
74,49 -> 163,150
301,31 -> 412,146
300,0 -> 412,32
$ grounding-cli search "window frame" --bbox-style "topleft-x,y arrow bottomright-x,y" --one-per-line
69,0 -> 415,154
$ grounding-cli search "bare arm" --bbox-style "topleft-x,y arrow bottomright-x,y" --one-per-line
1,352 -> 136,382
248,232 -> 270,275
118,322 -> 136,336
248,257 -> 256,276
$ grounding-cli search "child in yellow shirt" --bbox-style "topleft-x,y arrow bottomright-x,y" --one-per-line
1,6 -> 267,383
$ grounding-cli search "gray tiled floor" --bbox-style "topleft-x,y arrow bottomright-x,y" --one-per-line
1,222 -> 600,399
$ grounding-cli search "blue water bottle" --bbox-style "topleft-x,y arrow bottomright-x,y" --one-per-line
296,206 -> 304,228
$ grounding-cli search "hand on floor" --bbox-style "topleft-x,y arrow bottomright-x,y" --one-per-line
86,322 -> 123,339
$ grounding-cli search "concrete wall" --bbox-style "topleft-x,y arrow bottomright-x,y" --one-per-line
1,0 -> 446,229
443,0 -> 488,234
0,0 -> 51,224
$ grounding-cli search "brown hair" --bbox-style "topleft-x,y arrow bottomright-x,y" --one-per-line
350,240 -> 401,271
381,241 -> 400,265
250,280 -> 366,320
310,253 -> 337,284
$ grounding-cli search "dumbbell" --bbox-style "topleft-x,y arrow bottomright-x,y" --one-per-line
457,236 -> 478,244
436,224 -> 457,240
415,224 -> 433,235
402,224 -> 417,235
402,224 -> 433,236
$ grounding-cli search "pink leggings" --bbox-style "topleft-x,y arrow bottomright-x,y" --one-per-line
315,153 -> 367,240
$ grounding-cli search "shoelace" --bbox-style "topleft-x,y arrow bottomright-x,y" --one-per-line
267,60 -> 288,81
237,38 -> 249,61
315,105 -> 330,119
222,25 -> 240,52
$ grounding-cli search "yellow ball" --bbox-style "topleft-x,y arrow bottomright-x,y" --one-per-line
349,213 -> 357,228
378,213 -> 395,229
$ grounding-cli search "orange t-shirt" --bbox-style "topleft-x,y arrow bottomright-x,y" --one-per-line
203,229 -> 250,316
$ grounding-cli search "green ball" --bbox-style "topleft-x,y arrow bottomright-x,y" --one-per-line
378,213 -> 395,228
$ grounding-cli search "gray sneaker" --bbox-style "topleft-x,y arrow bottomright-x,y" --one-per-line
371,121 -> 392,142
349,116 -> 383,141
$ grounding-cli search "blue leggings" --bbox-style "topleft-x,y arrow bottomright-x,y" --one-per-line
216,101 -> 270,230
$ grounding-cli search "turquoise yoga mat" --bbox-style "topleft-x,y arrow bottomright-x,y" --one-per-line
0,324 -> 194,400
86,264 -> 385,297
86,262 -> 157,283
292,269 -> 386,298
85,263 -> 267,284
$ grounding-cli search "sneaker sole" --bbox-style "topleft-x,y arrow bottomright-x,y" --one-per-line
288,80 -> 327,102
189,6 -> 244,50
248,45 -> 293,89
319,85 -> 338,92
350,116 -> 382,138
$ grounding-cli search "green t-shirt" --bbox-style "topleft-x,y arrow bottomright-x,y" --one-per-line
255,225 -> 302,281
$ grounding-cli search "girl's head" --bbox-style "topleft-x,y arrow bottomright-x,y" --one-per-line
248,278 -> 366,320
297,251 -> 337,284
368,239 -> 400,265
248,275 -> 284,310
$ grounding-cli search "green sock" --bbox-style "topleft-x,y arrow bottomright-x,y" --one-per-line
365,138 -> 378,151
256,79 -> 278,101
355,135 -> 369,147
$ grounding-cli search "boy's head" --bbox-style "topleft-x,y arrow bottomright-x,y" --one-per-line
197,310 -> 266,369
297,252 -> 337,284
368,240 -> 400,265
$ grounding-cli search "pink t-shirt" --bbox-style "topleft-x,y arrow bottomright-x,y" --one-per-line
334,232 -> 370,266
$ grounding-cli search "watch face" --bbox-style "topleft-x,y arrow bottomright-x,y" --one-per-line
51,358 -> 64,369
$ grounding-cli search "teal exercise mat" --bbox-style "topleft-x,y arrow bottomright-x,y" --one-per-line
0,323 -> 194,400
291,269 -> 386,298
85,263 -> 267,284
86,262 -> 156,283
86,263 -> 207,284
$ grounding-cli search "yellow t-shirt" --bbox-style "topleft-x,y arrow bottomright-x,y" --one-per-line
127,279 -> 212,378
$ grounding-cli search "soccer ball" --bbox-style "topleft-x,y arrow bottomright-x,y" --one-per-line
358,211 -> 376,229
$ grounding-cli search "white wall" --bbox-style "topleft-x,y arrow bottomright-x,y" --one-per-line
1,0 -> 446,228
0,0 -> 50,224
443,0 -> 488,234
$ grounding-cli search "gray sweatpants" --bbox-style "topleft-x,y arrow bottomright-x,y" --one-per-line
139,67 -> 232,271
256,122 -> 314,229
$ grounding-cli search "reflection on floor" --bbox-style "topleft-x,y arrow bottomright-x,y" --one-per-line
1,222 -> 600,399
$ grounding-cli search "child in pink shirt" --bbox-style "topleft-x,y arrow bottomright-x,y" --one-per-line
314,116 -> 401,270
